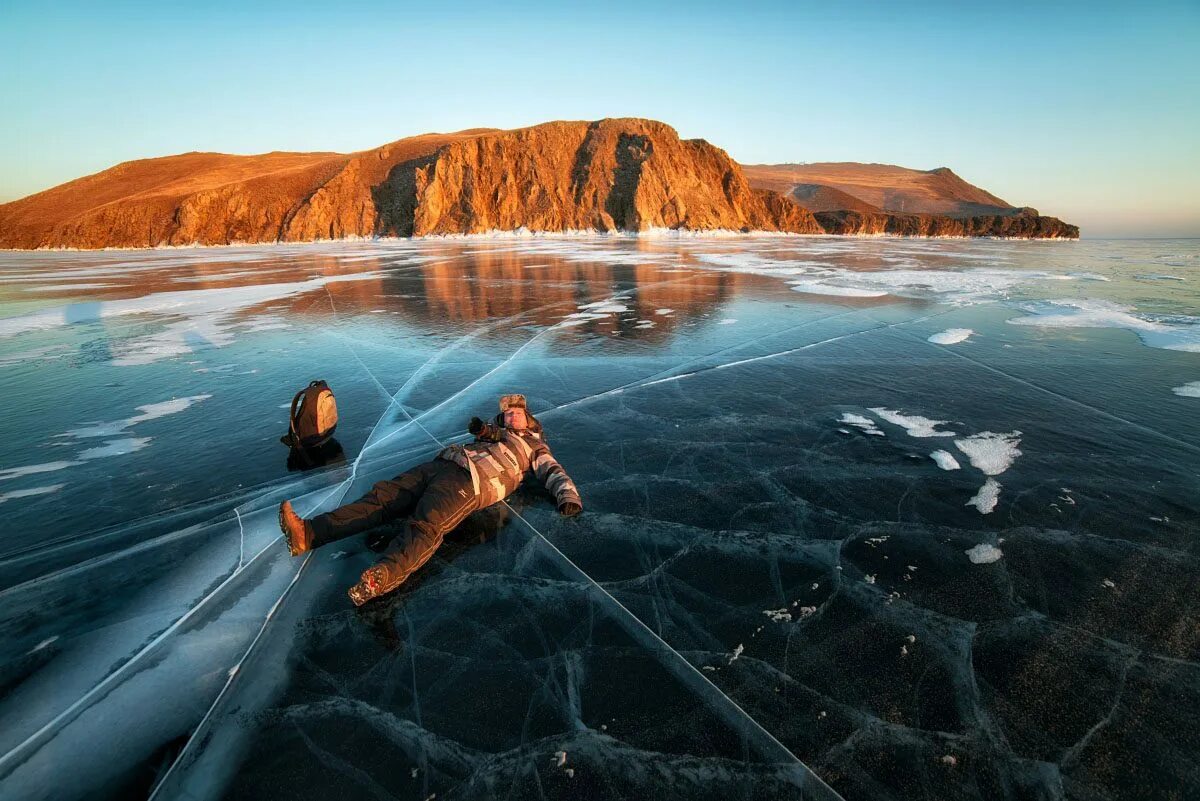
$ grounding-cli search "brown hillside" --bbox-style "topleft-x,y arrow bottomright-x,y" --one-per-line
788,184 -> 882,214
742,162 -> 1015,217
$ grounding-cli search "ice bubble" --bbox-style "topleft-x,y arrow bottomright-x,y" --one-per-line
1172,381 -> 1200,397
927,328 -> 974,345
870,408 -> 956,438
763,608 -> 793,623
955,431 -> 1022,475
929,450 -> 960,470
555,751 -> 567,767
864,574 -> 876,584
941,755 -> 958,767
965,543 -> 1004,564
654,308 -> 674,315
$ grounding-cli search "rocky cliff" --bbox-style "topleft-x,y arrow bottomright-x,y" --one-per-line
815,208 -> 1079,238
0,118 -> 1077,249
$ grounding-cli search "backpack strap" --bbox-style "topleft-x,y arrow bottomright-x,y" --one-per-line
287,387 -> 308,448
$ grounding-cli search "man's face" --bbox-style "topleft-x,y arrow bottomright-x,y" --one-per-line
503,407 -> 528,430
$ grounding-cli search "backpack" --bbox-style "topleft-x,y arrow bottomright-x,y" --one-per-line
281,380 -> 338,450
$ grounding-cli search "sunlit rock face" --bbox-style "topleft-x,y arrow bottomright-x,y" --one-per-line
0,119 -> 1078,249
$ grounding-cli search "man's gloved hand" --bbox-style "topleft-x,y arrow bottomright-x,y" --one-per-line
468,416 -> 485,435
558,501 -> 582,517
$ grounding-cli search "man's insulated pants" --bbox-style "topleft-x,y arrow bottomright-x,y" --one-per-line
308,459 -> 480,592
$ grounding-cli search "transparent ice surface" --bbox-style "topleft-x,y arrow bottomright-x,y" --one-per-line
0,236 -> 1198,800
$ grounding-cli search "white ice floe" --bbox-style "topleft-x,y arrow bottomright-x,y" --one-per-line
927,328 -> 974,345
840,412 -> 884,436
1172,382 -> 1200,397
930,450 -> 961,470
954,431 -> 1022,475
0,484 -> 65,504
965,542 -> 1004,563
1007,299 -> 1200,352
966,479 -> 1002,514
718,318 -> 738,325
0,460 -> 81,481
870,408 -> 956,438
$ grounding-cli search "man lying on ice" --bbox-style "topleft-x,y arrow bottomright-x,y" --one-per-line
278,393 -> 583,605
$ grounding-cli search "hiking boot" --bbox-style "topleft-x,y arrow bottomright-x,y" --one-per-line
347,564 -> 390,606
278,500 -> 311,556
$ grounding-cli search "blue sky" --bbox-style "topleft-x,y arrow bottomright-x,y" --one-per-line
2,1 -> 1197,236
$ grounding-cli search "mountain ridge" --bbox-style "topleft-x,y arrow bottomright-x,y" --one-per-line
0,118 -> 1078,249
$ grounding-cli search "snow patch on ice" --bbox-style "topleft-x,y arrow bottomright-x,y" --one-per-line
965,542 -> 1004,563
927,328 -> 973,345
77,437 -> 152,460
763,608 -> 792,623
0,484 -> 66,504
870,408 -> 957,438
789,282 -> 888,298
1008,299 -> 1200,352
954,431 -> 1022,475
840,412 -> 884,436
62,395 -> 212,440
966,479 -> 1002,514
930,450 -> 961,470
0,460 -> 81,481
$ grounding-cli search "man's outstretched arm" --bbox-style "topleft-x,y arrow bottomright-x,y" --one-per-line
532,447 -> 582,516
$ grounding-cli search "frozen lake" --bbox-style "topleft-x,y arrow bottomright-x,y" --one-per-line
0,235 -> 1197,800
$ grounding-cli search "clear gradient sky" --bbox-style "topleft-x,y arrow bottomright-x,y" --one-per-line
2,1 -> 1197,237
